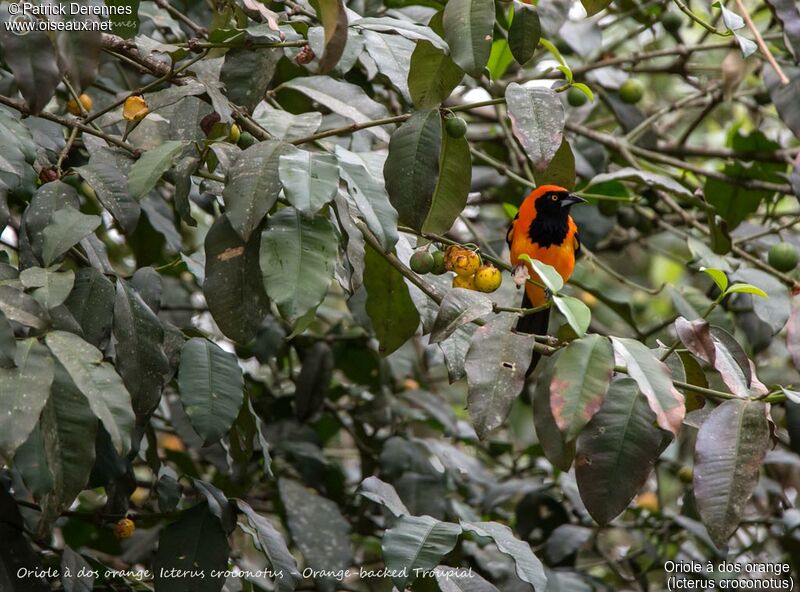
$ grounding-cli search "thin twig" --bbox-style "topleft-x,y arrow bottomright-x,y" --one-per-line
733,0 -> 789,85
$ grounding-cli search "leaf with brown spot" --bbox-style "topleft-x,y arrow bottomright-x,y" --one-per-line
217,246 -> 245,262
549,334 -> 614,441
694,399 -> 769,548
787,288 -> 800,372
611,337 -> 685,436
466,315 -> 534,439
533,352 -> 575,471
576,378 -> 670,525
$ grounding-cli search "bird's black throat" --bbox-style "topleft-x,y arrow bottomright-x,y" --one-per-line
527,212 -> 569,248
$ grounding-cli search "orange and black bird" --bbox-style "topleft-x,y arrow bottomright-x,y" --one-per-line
506,185 -> 585,374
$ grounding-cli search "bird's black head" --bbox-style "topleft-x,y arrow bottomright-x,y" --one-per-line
534,189 -> 587,217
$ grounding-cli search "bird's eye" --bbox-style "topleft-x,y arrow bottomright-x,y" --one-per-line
551,195 -> 559,201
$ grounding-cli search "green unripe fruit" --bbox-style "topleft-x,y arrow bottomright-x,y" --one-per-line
678,466 -> 694,484
431,250 -> 447,275
445,116 -> 468,139
410,251 -> 435,274
619,79 -> 645,104
635,214 -> 653,234
597,199 -> 620,217
238,131 -> 256,148
754,89 -> 771,105
768,242 -> 799,272
567,87 -> 588,107
661,11 -> 683,33
617,206 -> 639,229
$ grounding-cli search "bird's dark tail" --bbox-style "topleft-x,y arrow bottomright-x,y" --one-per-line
515,292 -> 549,375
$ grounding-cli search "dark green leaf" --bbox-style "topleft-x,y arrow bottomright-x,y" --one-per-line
0,28 -> 60,114
694,399 -> 769,548
584,166 -> 692,198
204,214 -> 270,343
316,0 -> 349,73
533,352 -> 576,471
351,16 -> 449,49
224,141 -> 291,242
0,285 -> 50,332
0,339 -> 54,459
178,337 -> 244,445
357,476 -> 410,518
430,289 -> 492,344
113,279 -> 169,417
220,48 -> 280,110
580,0 -> 612,16
0,309 -> 15,368
41,208 -> 101,267
128,140 -> 187,200
363,245 -> 420,355
382,515 -> 461,590
60,547 -> 94,592
278,150 -> 339,215
384,109 -> 442,231
64,268 -> 115,349
259,208 -> 337,325
20,267 -> 75,310
362,31 -> 413,101
508,3 -> 541,65
76,148 -> 139,234
735,268 -> 790,333
45,331 -> 135,455
443,0 -> 495,77
408,41 -> 464,109
153,503 -> 230,592
465,315 -> 534,439
423,128 -> 471,234
534,138 -> 575,189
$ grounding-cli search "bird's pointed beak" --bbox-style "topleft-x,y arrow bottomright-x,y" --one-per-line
561,194 -> 587,208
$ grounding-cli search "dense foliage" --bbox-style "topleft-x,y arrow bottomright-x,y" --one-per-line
1,0 -> 800,590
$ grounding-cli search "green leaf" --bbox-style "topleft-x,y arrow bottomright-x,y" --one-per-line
64,268 -> 115,349
461,521 -> 547,591
60,546 -> 95,592
204,214 -> 270,343
487,39 -> 514,80
508,3 -> 540,65
505,84 -> 565,169
45,331 -> 135,455
700,267 -> 729,292
236,500 -> 302,592
0,285 -> 50,332
220,47 -> 280,110
21,181 -> 80,262
611,337 -> 685,436
279,478 -> 353,589
0,28 -> 60,114
384,110 -> 442,231
408,40 -> 464,109
465,315 -> 534,439
533,352 -> 575,471
575,378 -> 669,525
41,208 -> 102,267
382,515 -> 461,590
443,0 -> 495,77
335,146 -> 399,251
430,288 -> 493,344
316,0 -> 348,72
423,128 -> 471,235
76,148 -> 140,234
223,140 -> 291,242
580,0 -> 612,16
518,255 -> 564,292
178,338 -> 244,446
280,77 -> 391,142
694,399 -> 769,548
550,334 -> 614,441
362,31 -> 413,102
351,16 -> 449,50
0,309 -> 15,369
725,283 -> 768,298
533,137 -> 576,190
259,208 -> 337,325
20,267 -> 75,310
364,246 -> 420,355
584,167 -> 692,198
153,503 -> 231,592
128,140 -> 187,200
39,363 -> 98,526
113,279 -> 169,418
0,339 -> 54,459
278,150 -> 339,215
357,476 -> 410,518
704,163 -> 775,229
553,295 -> 591,337
736,268 -> 789,333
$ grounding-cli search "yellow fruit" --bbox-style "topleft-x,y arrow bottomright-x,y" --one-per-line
123,95 -> 149,122
401,378 -> 420,390
67,93 -> 93,115
229,124 -> 241,144
473,264 -> 502,292
113,518 -> 135,540
445,246 -> 481,276
635,491 -> 659,512
452,274 -> 476,290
